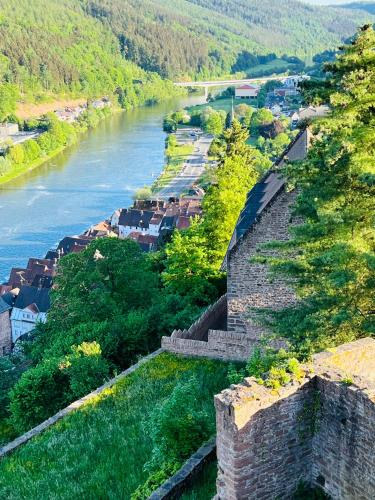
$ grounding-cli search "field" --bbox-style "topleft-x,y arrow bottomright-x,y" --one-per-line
0,353 -> 232,499
246,58 -> 295,78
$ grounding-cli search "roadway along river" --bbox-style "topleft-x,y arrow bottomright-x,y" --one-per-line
0,95 -> 204,281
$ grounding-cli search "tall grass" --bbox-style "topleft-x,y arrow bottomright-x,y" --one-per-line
0,353 -> 231,499
181,460 -> 218,500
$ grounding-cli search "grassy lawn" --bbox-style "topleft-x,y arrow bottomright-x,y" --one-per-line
153,142 -> 194,190
186,98 -> 235,114
181,460 -> 218,500
0,353 -> 231,499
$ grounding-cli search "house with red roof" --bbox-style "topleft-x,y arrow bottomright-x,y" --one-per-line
235,84 -> 259,99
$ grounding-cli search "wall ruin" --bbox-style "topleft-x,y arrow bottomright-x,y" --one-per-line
214,338 -> 375,499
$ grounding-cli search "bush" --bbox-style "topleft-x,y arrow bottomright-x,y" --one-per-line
130,462 -> 180,500
9,341 -> 111,432
9,358 -> 71,432
147,376 -> 215,468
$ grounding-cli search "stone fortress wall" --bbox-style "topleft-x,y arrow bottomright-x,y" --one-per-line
215,338 -> 375,500
162,128 -> 312,361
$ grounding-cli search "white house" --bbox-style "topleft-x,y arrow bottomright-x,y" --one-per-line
117,209 -> 156,239
235,84 -> 259,99
0,123 -> 19,138
10,286 -> 50,343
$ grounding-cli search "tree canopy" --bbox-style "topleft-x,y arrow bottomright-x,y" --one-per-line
258,25 -> 375,356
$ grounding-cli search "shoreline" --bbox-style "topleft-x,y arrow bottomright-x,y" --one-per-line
0,108 -> 121,187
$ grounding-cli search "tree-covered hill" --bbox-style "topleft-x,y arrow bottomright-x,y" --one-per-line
83,0 -> 375,78
0,0 -> 373,103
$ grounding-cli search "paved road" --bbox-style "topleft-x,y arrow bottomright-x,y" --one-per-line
156,128 -> 214,199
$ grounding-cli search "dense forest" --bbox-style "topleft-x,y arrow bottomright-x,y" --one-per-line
83,0 -> 374,77
0,0 -> 373,106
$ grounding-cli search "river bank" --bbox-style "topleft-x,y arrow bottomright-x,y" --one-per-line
0,105 -> 116,187
0,94 -> 205,280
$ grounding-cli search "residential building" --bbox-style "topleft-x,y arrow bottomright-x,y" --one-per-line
117,209 -> 156,238
7,258 -> 56,289
0,296 -> 12,355
0,123 -> 19,138
10,286 -> 50,343
127,233 -> 158,252
235,84 -> 259,99
274,86 -> 299,97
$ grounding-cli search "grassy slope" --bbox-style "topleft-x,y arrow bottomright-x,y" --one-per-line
0,353 -> 231,499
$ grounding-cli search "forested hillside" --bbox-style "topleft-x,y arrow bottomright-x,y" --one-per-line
0,0 -> 178,104
0,0 -> 373,105
83,0 -> 374,78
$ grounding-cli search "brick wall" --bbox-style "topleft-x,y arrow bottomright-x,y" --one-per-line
227,189 -> 298,337
0,310 -> 12,355
214,339 -> 375,500
215,377 -> 314,500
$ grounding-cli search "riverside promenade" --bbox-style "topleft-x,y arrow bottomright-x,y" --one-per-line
156,127 -> 214,199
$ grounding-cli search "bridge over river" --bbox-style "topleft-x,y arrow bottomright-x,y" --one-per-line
174,74 -> 303,98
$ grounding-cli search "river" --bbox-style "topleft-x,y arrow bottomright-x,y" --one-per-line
0,95 -> 204,281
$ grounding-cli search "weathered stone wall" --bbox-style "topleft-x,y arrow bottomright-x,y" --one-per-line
227,189 -> 298,337
167,295 -> 227,342
311,339 -> 375,499
215,377 -> 314,500
214,339 -> 375,500
312,376 -> 375,499
0,310 -> 12,355
162,329 -> 255,362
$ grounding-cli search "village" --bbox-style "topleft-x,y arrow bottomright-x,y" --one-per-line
0,74 -> 325,357
0,98 -> 111,155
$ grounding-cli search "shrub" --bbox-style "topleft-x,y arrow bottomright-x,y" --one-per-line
130,462 -> 180,500
147,376 -> 215,468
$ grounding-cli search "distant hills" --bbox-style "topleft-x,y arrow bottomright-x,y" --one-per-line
0,0 -> 373,101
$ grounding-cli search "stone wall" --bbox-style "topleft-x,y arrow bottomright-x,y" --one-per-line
214,339 -> 375,500
148,438 -> 216,500
0,310 -> 12,355
162,329 -> 255,362
215,376 -> 314,500
227,188 -> 298,337
311,339 -> 375,498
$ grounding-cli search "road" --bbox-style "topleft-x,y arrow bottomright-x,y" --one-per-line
156,127 -> 213,199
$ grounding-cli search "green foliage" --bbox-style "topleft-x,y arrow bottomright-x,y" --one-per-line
9,341 -> 110,432
85,0 -> 373,79
228,346 -> 305,390
162,120 -> 269,301
250,108 -> 274,136
0,83 -> 18,122
0,353 -> 231,499
130,462 -> 180,500
256,25 -> 375,356
147,376 -> 215,467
